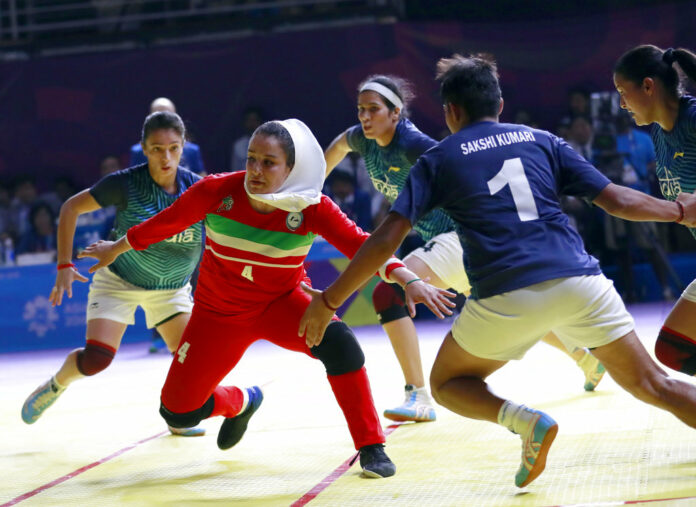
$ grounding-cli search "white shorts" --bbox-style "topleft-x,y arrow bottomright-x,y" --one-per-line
681,278 -> 696,303
404,231 -> 471,295
451,274 -> 634,361
86,268 -> 193,329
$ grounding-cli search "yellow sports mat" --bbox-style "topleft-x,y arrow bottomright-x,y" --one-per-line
2,303 -> 696,506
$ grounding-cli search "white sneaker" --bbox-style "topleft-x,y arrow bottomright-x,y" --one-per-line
383,384 -> 436,422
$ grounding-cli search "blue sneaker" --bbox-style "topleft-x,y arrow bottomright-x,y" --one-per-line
514,410 -> 558,488
383,384 -> 436,422
22,378 -> 65,424
168,425 -> 206,437
217,386 -> 263,450
577,351 -> 606,392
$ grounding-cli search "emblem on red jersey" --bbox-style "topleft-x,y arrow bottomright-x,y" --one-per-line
286,212 -> 303,231
217,196 -> 234,212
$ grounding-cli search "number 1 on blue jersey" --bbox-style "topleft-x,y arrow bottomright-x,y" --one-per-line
487,157 -> 539,221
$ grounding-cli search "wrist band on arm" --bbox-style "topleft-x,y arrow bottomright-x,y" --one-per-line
57,263 -> 75,271
676,200 -> 685,224
321,291 -> 340,312
405,278 -> 422,287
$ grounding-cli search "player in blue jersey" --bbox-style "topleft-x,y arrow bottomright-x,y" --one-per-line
324,75 -> 606,422
301,53 -> 696,488
614,45 -> 696,377
22,111 -> 205,437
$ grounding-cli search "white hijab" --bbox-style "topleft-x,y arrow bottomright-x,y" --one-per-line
245,119 -> 325,212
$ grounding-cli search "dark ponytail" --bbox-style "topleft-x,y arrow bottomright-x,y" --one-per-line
614,44 -> 696,99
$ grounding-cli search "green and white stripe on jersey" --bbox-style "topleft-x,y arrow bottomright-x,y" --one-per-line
204,214 -> 316,267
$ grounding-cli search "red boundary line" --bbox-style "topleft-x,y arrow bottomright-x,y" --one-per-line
7,423 -> 694,507
1,431 -> 167,507
291,422 -> 405,507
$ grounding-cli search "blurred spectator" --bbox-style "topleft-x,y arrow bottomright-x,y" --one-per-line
557,86 -> 591,138
230,106 -> 264,172
615,111 -> 656,193
565,116 -> 594,161
73,156 -> 120,256
41,176 -> 77,216
9,176 -> 39,238
130,97 -> 206,175
589,106 -> 676,301
513,108 -> 539,128
324,168 -> 373,231
99,155 -> 122,177
17,202 -> 56,256
0,180 -> 12,238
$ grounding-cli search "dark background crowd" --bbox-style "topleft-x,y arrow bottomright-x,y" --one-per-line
1,0 -> 694,304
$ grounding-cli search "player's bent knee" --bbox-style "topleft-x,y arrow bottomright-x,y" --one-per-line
159,396 -> 214,429
655,327 -> 696,375
372,281 -> 408,324
76,340 -> 117,376
311,321 -> 365,375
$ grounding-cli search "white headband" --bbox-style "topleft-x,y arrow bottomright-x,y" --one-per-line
359,82 -> 403,110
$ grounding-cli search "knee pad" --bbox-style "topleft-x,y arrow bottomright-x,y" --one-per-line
372,281 -> 408,324
311,321 -> 365,376
656,327 -> 696,375
76,340 -> 116,376
160,395 -> 214,429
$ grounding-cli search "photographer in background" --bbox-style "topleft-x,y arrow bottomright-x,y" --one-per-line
591,93 -> 679,301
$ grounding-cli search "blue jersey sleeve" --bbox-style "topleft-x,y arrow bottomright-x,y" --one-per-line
183,143 -> 205,175
390,148 -> 440,226
345,124 -> 368,154
401,127 -> 438,165
554,137 -> 611,199
89,169 -> 130,210
129,144 -> 147,166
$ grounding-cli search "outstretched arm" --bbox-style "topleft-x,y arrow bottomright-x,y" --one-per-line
299,212 -> 411,346
50,190 -> 100,306
593,182 -> 696,226
324,130 -> 352,177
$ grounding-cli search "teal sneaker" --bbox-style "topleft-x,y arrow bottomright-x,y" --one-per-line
168,425 -> 206,437
514,410 -> 558,488
217,386 -> 263,450
22,378 -> 65,424
577,351 -> 606,392
383,385 -> 436,422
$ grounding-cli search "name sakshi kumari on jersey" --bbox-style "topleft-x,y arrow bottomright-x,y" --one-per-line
460,130 -> 536,156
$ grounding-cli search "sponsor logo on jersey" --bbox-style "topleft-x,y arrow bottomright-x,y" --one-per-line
217,196 -> 234,212
286,212 -> 303,231
388,166 -> 401,172
658,166 -> 682,198
370,177 -> 399,200
674,152 -> 685,159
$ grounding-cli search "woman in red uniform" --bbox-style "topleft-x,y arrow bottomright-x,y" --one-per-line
80,118 -> 453,478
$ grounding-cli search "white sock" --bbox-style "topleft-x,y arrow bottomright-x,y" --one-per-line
498,400 -> 536,435
238,387 -> 250,414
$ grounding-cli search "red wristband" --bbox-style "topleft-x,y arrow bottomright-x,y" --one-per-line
676,200 -> 685,224
57,263 -> 75,271
321,291 -> 340,312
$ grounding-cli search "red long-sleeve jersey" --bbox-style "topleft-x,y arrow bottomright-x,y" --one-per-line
127,172 -> 403,324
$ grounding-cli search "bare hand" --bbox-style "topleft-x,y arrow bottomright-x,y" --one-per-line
298,282 -> 335,348
49,266 -> 89,307
77,240 -> 119,273
404,278 -> 457,318
677,192 -> 696,228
